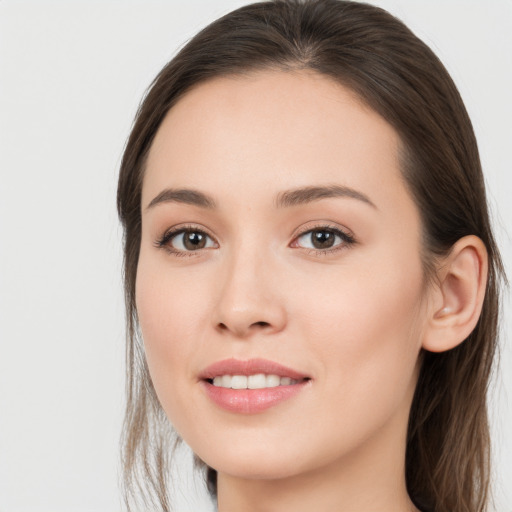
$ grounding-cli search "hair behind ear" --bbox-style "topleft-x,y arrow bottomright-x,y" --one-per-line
406,239 -> 502,512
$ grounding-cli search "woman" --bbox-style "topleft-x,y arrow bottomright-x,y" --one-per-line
117,1 -> 506,511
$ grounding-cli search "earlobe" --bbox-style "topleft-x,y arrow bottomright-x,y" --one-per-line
422,235 -> 488,353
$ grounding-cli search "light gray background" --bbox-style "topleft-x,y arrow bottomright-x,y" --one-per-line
0,1 -> 510,511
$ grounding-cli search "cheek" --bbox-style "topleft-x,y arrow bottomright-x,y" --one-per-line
136,246 -> 212,342
294,243 -> 424,328
292,248 -> 425,409
135,251 -> 212,423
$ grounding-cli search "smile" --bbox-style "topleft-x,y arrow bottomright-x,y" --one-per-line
211,374 -> 301,389
200,358 -> 311,413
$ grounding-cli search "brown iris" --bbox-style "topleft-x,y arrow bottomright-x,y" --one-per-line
310,230 -> 336,249
182,231 -> 207,250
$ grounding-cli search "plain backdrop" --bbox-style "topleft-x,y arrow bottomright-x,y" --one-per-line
0,1 -> 510,511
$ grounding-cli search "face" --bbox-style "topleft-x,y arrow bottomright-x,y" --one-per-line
136,70 -> 429,481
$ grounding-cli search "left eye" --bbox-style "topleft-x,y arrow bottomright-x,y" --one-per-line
295,228 -> 347,250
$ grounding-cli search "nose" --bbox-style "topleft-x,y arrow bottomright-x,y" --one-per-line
213,246 -> 287,339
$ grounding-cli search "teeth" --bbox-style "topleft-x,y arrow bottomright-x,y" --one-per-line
248,373 -> 266,389
231,375 -> 247,389
211,374 -> 299,389
266,374 -> 280,387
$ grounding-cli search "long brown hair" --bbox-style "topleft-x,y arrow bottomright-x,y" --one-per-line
117,1 -> 506,511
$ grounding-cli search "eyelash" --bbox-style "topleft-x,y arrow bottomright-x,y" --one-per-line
154,224 -> 217,258
293,223 -> 356,256
154,223 -> 356,258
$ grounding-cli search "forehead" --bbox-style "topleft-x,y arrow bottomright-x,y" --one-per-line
143,69 -> 409,216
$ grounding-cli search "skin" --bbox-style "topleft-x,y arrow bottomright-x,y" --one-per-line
136,69 -> 444,512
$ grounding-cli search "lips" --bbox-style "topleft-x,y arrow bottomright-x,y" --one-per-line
199,358 -> 311,414
199,357 -> 310,381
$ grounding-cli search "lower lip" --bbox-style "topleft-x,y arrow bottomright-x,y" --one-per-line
201,380 -> 310,414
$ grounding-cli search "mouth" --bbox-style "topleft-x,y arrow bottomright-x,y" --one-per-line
199,358 -> 311,413
199,357 -> 311,384
206,374 -> 308,389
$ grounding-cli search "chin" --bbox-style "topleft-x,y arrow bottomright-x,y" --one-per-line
209,457 -> 302,481
191,433 -> 325,482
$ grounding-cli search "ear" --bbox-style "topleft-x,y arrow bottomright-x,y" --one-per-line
422,235 -> 488,353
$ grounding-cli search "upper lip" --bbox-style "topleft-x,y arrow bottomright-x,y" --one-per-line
199,358 -> 310,381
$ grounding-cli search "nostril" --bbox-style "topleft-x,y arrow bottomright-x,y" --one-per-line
253,321 -> 270,328
215,320 -> 274,337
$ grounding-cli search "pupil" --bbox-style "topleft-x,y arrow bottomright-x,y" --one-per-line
312,230 -> 334,249
184,231 -> 206,250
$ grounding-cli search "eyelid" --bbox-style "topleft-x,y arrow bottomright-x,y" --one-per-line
292,222 -> 355,240
154,223 -> 218,257
289,222 -> 356,253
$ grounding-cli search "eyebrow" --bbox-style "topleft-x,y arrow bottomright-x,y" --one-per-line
146,188 -> 217,210
145,184 -> 377,211
274,184 -> 377,209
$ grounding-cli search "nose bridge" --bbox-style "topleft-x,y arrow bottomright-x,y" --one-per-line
213,234 -> 286,338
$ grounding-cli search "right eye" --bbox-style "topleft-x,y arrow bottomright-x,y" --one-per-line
155,227 -> 218,256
